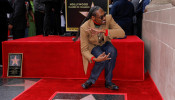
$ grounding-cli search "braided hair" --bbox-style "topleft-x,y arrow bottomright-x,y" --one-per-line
73,6 -> 101,41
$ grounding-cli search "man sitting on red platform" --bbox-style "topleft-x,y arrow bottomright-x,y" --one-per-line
79,6 -> 125,90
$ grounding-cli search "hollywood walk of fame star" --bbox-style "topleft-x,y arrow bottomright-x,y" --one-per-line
79,2 -> 94,17
11,56 -> 20,66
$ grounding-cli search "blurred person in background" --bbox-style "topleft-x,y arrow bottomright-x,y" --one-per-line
41,0 -> 64,36
8,0 -> 33,39
110,0 -> 134,35
0,0 -> 13,67
27,0 -> 36,37
25,0 -> 35,37
131,0 -> 151,39
34,0 -> 45,35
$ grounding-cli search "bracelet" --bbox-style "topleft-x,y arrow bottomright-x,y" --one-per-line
105,29 -> 108,36
91,57 -> 95,63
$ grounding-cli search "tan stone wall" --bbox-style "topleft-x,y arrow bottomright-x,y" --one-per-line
172,0 -> 175,5
142,5 -> 175,100
148,0 -> 175,7
151,0 -> 171,4
146,0 -> 173,11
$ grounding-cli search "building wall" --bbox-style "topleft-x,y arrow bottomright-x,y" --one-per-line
142,4 -> 175,100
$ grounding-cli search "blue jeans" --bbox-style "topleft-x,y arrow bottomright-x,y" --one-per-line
87,41 -> 117,84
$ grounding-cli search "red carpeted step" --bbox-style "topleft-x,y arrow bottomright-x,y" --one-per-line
13,72 -> 163,100
2,35 -> 144,81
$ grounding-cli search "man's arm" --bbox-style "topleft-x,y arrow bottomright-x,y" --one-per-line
80,27 -> 94,62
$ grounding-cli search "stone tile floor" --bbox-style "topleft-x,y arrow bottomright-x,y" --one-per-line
0,67 -> 125,100
0,67 -> 40,100
52,93 -> 125,100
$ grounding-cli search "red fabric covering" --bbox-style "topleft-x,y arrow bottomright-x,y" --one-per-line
13,72 -> 163,100
2,35 -> 144,80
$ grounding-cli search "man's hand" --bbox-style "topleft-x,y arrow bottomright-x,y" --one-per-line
93,52 -> 111,62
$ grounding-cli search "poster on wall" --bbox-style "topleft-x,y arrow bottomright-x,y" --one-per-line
65,0 -> 109,32
7,53 -> 23,77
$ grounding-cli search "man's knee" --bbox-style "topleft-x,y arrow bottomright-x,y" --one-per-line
96,60 -> 106,65
108,47 -> 117,58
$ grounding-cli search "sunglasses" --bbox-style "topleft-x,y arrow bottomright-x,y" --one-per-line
96,12 -> 107,20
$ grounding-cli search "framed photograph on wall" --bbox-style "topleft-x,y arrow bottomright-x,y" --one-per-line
7,53 -> 23,77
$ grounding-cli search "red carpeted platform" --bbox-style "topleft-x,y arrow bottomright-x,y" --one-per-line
2,35 -> 144,80
13,72 -> 163,100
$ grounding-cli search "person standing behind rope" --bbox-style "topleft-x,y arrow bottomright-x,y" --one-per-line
41,0 -> 64,36
78,6 -> 125,90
